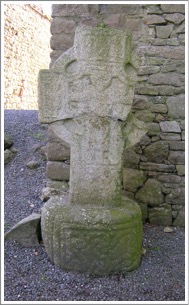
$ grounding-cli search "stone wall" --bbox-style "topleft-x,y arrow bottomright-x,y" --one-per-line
4,4 -> 51,110
45,4 -> 185,226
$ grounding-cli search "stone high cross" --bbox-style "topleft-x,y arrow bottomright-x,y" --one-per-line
38,26 -> 146,275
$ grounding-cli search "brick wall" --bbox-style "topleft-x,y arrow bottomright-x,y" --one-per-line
4,4 -> 51,110
46,4 -> 185,226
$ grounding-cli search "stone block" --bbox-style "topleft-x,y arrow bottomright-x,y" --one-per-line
132,95 -> 151,110
150,104 -> 167,113
139,45 -> 184,60
50,17 -> 76,34
161,4 -> 185,14
156,24 -> 174,39
157,86 -> 175,96
99,4 -> 142,15
165,187 -> 185,205
52,4 -> 90,17
160,133 -> 181,141
148,72 -> 184,87
125,18 -> 143,31
144,15 -> 166,25
4,149 -> 14,165
41,195 -> 142,275
182,131 -> 185,141
144,141 -> 169,163
123,168 -> 147,192
173,207 -> 185,227
176,165 -> 185,176
148,204 -> 172,226
160,121 -> 181,133
158,174 -> 181,184
135,110 -> 155,122
135,85 -> 158,95
46,179 -> 69,190
4,213 -> 41,246
48,142 -> 70,161
166,95 -> 185,120
46,161 -> 70,181
164,13 -> 185,25
138,66 -> 160,76
168,151 -> 185,164
50,33 -> 74,50
169,141 -> 185,151
146,122 -> 160,136
140,162 -> 175,172
135,178 -> 164,206
123,148 -> 140,169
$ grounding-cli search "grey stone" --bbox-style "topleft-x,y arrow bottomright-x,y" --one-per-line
166,94 -> 185,119
50,17 -> 76,34
38,27 -> 145,274
52,4 -> 90,17
132,95 -> 151,110
123,168 -> 147,192
144,141 -> 169,163
138,135 -> 151,146
157,85 -> 175,96
48,142 -> 70,161
160,133 -> 181,141
176,165 -> 185,176
135,178 -> 164,206
146,122 -> 160,136
140,162 -> 175,172
169,141 -> 185,151
150,104 -> 167,113
123,148 -> 140,169
50,32 -> 74,50
41,195 -> 142,275
135,85 -> 158,96
168,151 -> 185,164
164,13 -> 185,25
173,207 -> 185,227
156,25 -> 174,39
158,174 -> 181,184
4,149 -> 14,165
144,15 -> 166,25
46,161 -> 70,181
161,4 -> 185,14
160,121 -> 181,133
4,214 -> 41,247
135,110 -> 155,122
26,160 -> 41,169
139,46 -> 184,60
4,133 -> 13,150
148,72 -> 184,87
148,204 -> 172,226
182,131 -> 185,141
138,66 -> 160,75
165,187 -> 185,204
46,179 -> 69,190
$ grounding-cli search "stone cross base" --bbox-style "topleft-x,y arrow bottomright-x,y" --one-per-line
41,195 -> 142,275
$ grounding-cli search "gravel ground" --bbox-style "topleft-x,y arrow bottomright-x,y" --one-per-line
4,110 -> 185,302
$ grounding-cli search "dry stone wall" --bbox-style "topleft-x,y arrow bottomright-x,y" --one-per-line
46,4 -> 185,227
4,4 -> 51,110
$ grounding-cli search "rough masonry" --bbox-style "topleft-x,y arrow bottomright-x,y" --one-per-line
45,4 -> 185,227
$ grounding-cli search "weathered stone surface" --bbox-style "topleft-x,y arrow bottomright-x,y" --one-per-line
99,4 -> 142,15
160,133 -> 181,141
50,32 -> 74,50
140,162 -> 175,172
157,85 -> 175,96
161,4 -> 185,14
123,168 -> 147,192
138,66 -> 160,75
132,95 -> 151,110
160,121 -> 181,133
164,13 -> 185,25
158,174 -> 181,184
46,179 -> 69,190
52,4 -> 90,17
168,151 -> 185,164
135,85 -> 158,96
150,104 -> 167,113
148,204 -> 172,226
139,46 -> 184,60
48,142 -> 70,161
135,178 -> 164,206
144,15 -> 166,25
26,160 -> 41,169
148,72 -> 184,87
156,25 -> 174,39
123,148 -> 140,169
50,17 -> 76,34
176,165 -> 185,176
4,133 -> 13,150
4,149 -> 14,165
166,94 -> 185,119
169,141 -> 185,151
146,122 -> 160,136
41,195 -> 142,275
138,135 -> 151,146
135,110 -> 155,122
165,187 -> 185,204
4,214 -> 41,246
182,131 -> 185,141
144,141 -> 169,163
173,207 -> 185,227
46,161 -> 70,181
